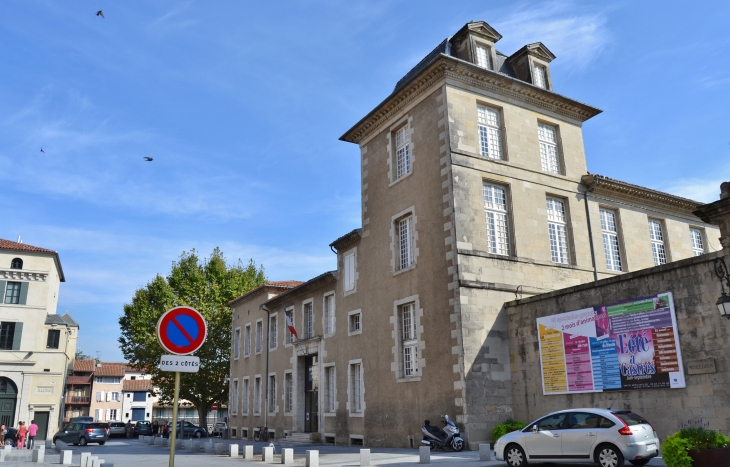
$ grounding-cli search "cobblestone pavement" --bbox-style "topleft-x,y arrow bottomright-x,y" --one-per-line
0,437 -> 668,466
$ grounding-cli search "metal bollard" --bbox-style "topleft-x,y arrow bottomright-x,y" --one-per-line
419,446 -> 430,464
306,450 -> 319,467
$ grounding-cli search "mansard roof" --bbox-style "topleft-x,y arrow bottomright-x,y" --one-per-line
451,20 -> 503,43
263,271 -> 337,308
507,42 -> 557,63
227,281 -> 304,307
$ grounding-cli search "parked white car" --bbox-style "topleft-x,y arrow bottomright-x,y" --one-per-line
494,408 -> 659,467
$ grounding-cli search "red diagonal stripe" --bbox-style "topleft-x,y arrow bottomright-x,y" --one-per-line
171,317 -> 195,346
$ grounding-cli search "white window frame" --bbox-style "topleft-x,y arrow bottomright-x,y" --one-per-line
242,377 -> 250,415
398,216 -> 414,271
244,324 -> 251,357
347,359 -> 364,417
475,43 -> 491,69
231,379 -> 239,415
302,299 -> 314,339
348,310 -> 362,336
284,371 -> 293,414
343,250 -> 356,294
538,123 -> 560,174
255,319 -> 263,354
600,208 -> 623,271
253,375 -> 261,415
324,364 -> 336,416
268,373 -> 277,414
323,292 -> 335,336
284,307 -> 295,346
546,197 -> 570,264
690,228 -> 705,256
533,64 -> 547,89
394,124 -> 411,180
483,182 -> 510,255
233,326 -> 241,360
109,409 -> 118,421
477,105 -> 503,160
269,313 -> 278,350
649,219 -> 668,266
401,303 -> 419,378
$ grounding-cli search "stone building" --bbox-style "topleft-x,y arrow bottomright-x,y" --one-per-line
227,21 -> 721,448
0,238 -> 77,439
505,182 -> 730,441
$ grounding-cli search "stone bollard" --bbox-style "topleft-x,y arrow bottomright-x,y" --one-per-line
149,436 -> 156,445
0,450 -> 7,462
87,456 -> 98,467
360,449 -> 371,466
214,442 -> 225,455
162,438 -> 170,447
154,437 -> 162,445
479,444 -> 492,461
262,446 -> 273,462
203,441 -> 214,453
32,447 -> 45,463
306,450 -> 319,467
243,444 -> 254,459
45,439 -> 53,449
140,436 -> 146,443
281,448 -> 293,464
80,452 -> 91,467
91,458 -> 103,467
229,444 -> 239,457
419,446 -> 430,464
175,439 -> 184,449
184,439 -> 192,451
192,440 -> 201,452
60,450 -> 73,465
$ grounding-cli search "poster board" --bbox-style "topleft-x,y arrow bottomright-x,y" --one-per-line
536,292 -> 685,395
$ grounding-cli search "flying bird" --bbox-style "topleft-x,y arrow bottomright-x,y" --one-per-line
143,157 -> 153,162
40,148 -> 45,153
96,10 -> 104,19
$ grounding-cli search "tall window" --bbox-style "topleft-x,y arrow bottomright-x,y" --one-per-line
285,310 -> 294,344
538,123 -> 560,174
350,363 -> 362,413
401,303 -> 419,378
344,253 -> 355,292
268,375 -> 276,413
304,303 -> 313,339
46,329 -> 61,349
232,380 -> 239,414
475,44 -> 491,69
398,216 -> 414,270
285,373 -> 293,412
4,282 -> 21,304
255,321 -> 263,353
324,295 -> 334,334
0,322 -> 16,350
649,220 -> 667,266
233,328 -> 241,359
533,65 -> 547,89
600,209 -> 623,271
690,229 -> 705,256
477,105 -> 502,160
244,324 -> 251,356
483,183 -> 510,255
546,197 -> 570,264
394,125 -> 411,180
269,315 -> 277,349
242,379 -> 250,414
325,366 -> 335,412
254,377 -> 261,414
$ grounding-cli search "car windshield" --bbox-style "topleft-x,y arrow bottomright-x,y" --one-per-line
613,411 -> 649,426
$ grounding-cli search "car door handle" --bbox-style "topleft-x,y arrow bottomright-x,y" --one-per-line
587,433 -> 596,437
552,434 -> 560,438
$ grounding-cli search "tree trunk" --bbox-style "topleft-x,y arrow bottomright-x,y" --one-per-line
197,405 -> 209,429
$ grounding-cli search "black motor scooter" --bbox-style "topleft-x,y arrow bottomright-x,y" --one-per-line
420,415 -> 465,452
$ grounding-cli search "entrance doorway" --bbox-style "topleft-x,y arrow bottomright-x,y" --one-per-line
33,412 -> 50,440
304,355 -> 318,433
0,377 -> 17,427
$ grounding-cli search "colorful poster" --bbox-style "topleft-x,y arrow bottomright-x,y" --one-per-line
536,292 -> 685,395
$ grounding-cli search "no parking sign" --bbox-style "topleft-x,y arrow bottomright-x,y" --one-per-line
157,306 -> 207,355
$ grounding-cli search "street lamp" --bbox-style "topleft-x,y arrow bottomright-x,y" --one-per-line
713,258 -> 730,319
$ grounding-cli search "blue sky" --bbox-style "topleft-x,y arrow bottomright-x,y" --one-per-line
1,1 -> 728,361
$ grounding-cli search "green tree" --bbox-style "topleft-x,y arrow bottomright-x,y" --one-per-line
118,248 -> 265,425
75,349 -> 91,361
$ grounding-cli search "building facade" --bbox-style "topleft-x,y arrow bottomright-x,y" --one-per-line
227,21 -> 722,448
0,238 -> 77,439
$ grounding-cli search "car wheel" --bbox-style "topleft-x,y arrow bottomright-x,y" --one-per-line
98,441 -> 106,446
428,442 -> 437,451
596,444 -> 624,467
253,431 -> 261,442
79,437 -> 88,446
194,431 -> 201,438
450,438 -> 464,452
505,444 -> 527,467
629,460 -> 650,466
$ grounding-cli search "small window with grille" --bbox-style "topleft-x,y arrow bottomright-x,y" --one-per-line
475,44 -> 491,69
690,228 -> 705,256
648,219 -> 668,266
400,303 -> 419,378
393,125 -> 411,181
533,65 -> 548,89
538,123 -> 561,174
483,183 -> 510,256
477,105 -> 503,160
546,197 -> 570,264
397,216 -> 414,271
600,209 -> 623,271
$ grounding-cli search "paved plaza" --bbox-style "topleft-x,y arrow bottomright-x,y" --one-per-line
0,438 -> 668,466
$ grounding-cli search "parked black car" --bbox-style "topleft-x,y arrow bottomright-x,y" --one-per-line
133,420 -> 152,438
2,427 -> 19,447
52,422 -> 109,446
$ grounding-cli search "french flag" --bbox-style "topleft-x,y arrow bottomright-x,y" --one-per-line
285,306 -> 298,340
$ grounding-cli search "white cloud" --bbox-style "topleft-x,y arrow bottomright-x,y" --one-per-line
661,177 -> 727,204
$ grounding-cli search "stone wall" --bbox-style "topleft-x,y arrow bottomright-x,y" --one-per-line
505,249 -> 730,440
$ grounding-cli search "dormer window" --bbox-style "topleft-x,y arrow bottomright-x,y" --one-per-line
10,258 -> 22,269
475,44 -> 491,69
533,65 -> 547,89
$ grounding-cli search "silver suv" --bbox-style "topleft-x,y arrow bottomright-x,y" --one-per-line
494,408 -> 659,467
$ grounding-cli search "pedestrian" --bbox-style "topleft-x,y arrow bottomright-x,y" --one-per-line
27,420 -> 38,450
0,422 -> 5,447
152,420 -> 159,436
17,422 -> 27,450
162,422 -> 169,439
125,420 -> 132,439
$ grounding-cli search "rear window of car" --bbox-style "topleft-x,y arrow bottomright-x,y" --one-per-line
137,421 -> 151,426
90,423 -> 107,429
111,423 -> 125,427
613,411 -> 649,426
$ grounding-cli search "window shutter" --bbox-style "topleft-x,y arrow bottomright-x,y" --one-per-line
0,281 -> 5,301
95,409 -> 102,421
11,322 -> 22,350
18,282 -> 29,305
105,409 -> 110,421
106,392 -> 111,402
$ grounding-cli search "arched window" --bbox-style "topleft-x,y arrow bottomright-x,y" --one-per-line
10,258 -> 22,269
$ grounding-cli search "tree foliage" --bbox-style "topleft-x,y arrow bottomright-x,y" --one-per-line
118,248 -> 265,424
75,349 -> 91,361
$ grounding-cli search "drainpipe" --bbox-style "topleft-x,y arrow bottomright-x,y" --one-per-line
260,304 -> 272,433
582,178 -> 599,281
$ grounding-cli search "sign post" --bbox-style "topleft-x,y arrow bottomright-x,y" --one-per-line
157,306 -> 207,467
